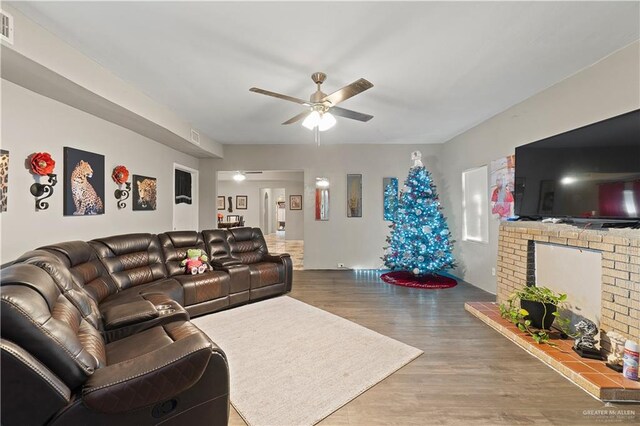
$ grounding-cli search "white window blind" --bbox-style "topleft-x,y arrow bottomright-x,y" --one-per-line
462,166 -> 489,243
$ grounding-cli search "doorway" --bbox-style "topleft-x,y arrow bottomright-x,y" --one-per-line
173,163 -> 199,231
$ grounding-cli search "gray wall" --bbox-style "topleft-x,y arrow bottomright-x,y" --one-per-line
439,41 -> 640,293
0,80 -> 200,263
217,178 -> 304,240
202,144 -> 443,270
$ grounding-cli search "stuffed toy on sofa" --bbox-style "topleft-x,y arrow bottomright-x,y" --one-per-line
180,249 -> 211,275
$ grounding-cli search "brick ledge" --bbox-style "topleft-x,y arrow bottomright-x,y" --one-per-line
465,301 -> 640,402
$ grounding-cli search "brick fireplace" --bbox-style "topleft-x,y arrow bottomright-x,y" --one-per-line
497,221 -> 640,344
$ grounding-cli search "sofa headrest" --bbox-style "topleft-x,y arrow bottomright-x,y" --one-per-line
91,233 -> 158,256
0,263 -> 60,310
228,227 -> 260,242
40,241 -> 95,267
161,231 -> 203,248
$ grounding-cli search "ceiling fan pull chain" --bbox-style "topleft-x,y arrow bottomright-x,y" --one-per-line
315,127 -> 320,147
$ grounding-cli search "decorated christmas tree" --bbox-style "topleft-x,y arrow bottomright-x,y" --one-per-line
383,151 -> 455,276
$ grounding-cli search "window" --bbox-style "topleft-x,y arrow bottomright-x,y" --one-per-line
462,166 -> 489,243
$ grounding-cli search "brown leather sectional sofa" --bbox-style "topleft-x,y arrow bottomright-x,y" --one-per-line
0,227 -> 292,425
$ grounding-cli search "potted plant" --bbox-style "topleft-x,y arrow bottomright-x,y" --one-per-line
499,286 -> 571,345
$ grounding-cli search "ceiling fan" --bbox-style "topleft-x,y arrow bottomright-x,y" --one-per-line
249,72 -> 374,134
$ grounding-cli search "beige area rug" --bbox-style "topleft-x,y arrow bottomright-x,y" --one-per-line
192,296 -> 422,426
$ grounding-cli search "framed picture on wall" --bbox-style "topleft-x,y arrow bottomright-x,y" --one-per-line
132,175 -> 157,211
63,147 -> 105,216
347,174 -> 362,218
290,194 -> 302,210
0,150 -> 9,213
236,195 -> 248,210
217,196 -> 225,210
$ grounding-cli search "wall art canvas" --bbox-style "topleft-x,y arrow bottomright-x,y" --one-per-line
217,196 -> 225,210
347,174 -> 362,218
0,150 -> 9,212
490,154 -> 515,220
64,147 -> 105,216
236,195 -> 248,210
132,174 -> 157,211
383,177 -> 398,221
315,188 -> 329,221
290,194 -> 302,210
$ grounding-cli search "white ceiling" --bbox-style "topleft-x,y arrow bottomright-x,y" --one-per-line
218,170 -> 304,181
11,1 -> 639,145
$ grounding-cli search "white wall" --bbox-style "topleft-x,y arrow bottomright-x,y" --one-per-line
202,144 -> 443,269
439,41 -> 640,293
0,80 -> 200,263
216,177 -> 304,240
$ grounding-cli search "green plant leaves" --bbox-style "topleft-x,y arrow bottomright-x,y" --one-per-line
499,285 -> 575,346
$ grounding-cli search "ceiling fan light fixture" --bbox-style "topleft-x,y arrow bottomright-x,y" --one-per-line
233,171 -> 246,182
302,110 -> 321,130
318,112 -> 336,132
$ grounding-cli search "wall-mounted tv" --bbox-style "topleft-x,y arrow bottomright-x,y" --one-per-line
514,110 -> 640,220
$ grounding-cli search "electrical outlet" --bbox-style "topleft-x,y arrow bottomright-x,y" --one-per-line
491,267 -> 496,276
337,263 -> 345,268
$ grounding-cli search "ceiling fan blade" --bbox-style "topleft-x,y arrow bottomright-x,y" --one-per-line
250,87 -> 311,106
330,106 -> 373,122
321,78 -> 373,106
282,111 -> 310,125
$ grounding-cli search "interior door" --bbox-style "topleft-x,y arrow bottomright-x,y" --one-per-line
173,164 -> 199,231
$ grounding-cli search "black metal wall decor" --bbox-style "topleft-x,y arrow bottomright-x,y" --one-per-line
227,196 -> 233,212
30,173 -> 57,211
28,152 -> 57,211
111,165 -> 131,209
114,182 -> 132,209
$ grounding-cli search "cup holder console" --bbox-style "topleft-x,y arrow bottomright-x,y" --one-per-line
158,309 -> 176,316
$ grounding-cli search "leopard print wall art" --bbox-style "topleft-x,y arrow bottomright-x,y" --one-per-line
63,147 -> 105,216
132,174 -> 157,211
0,150 -> 9,212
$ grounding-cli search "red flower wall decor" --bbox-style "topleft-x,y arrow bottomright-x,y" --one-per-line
112,165 -> 129,185
29,152 -> 56,176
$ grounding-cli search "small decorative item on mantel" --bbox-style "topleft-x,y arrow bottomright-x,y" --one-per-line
573,319 -> 604,360
606,331 -> 627,372
112,165 -> 131,209
28,152 -> 57,211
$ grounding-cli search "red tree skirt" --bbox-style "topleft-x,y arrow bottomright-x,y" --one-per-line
380,271 -> 457,289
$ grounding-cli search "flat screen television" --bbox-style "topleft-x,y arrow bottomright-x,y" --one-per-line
514,110 -> 640,221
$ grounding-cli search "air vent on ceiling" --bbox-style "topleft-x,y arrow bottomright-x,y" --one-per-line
0,10 -> 14,45
190,128 -> 200,145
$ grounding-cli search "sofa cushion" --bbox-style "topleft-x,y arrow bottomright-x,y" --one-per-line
227,227 -> 268,265
0,264 -> 103,390
89,234 -> 167,291
248,262 -> 284,289
158,231 -> 208,277
43,241 -> 119,304
99,278 -> 184,310
16,248 -> 105,331
175,272 -> 230,305
201,229 -> 232,261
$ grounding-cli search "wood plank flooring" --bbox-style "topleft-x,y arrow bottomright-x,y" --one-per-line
228,270 -> 640,425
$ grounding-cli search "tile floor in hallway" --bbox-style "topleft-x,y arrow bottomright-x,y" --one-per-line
264,232 -> 304,270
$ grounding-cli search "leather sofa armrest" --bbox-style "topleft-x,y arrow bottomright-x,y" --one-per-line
2,339 -> 71,426
210,257 -> 242,268
263,253 -> 291,263
263,253 -> 293,292
102,299 -> 159,330
82,334 -> 224,414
